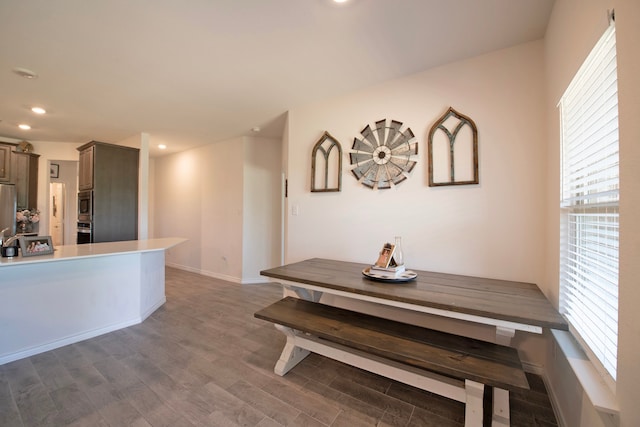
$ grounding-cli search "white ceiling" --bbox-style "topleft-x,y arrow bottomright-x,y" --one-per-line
0,0 -> 554,156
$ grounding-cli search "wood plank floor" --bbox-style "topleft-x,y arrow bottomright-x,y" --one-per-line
0,268 -> 559,426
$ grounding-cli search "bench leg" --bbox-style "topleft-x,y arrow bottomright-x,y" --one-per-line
492,388 -> 510,427
464,380 -> 484,427
493,327 -> 514,427
273,324 -> 310,376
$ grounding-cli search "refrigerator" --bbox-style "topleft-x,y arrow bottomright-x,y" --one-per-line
0,183 -> 17,237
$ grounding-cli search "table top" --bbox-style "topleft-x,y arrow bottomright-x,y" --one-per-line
261,258 -> 568,331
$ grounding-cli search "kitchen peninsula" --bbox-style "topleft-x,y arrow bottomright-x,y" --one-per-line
0,238 -> 185,364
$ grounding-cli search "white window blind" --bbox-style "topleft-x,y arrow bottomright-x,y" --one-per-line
559,23 -> 619,381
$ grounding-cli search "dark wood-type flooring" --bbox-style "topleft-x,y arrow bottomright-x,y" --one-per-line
0,268 -> 559,426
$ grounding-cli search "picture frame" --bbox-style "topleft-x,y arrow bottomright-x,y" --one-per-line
50,163 -> 59,178
374,243 -> 396,268
19,235 -> 54,257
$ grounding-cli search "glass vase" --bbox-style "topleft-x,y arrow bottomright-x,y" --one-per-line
394,236 -> 404,266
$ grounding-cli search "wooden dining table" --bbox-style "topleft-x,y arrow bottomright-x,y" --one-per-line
261,258 -> 567,333
260,258 -> 568,427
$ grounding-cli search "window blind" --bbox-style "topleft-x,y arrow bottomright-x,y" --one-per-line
559,24 -> 619,381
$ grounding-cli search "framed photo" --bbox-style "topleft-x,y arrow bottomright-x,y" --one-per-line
374,243 -> 396,268
19,235 -> 54,257
50,163 -> 60,178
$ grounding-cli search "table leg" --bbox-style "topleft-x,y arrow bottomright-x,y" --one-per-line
464,380 -> 485,427
283,285 -> 322,302
492,326 -> 517,427
273,324 -> 310,375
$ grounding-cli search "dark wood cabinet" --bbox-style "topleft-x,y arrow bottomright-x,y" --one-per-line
78,145 -> 94,190
0,144 -> 12,182
77,141 -> 139,243
13,151 -> 39,210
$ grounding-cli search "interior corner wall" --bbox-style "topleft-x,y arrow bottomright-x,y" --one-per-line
242,136 -> 283,283
544,0 -> 640,426
154,138 -> 244,282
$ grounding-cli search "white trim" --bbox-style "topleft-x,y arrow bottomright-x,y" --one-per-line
0,318 -> 142,365
551,329 -> 619,417
166,262 -> 242,284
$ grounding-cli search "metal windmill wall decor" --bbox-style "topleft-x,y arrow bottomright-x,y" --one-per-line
311,131 -> 342,192
349,119 -> 418,190
428,107 -> 479,186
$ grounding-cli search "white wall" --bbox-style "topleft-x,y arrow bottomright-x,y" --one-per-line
286,41 -> 547,284
154,138 -> 243,280
154,136 -> 282,283
242,136 -> 282,282
544,0 -> 640,426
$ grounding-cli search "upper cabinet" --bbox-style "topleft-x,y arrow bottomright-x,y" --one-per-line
13,151 -> 39,210
0,142 -> 39,209
78,145 -> 94,190
0,144 -> 11,182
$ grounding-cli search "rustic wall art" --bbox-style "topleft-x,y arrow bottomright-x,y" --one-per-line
428,107 -> 479,186
311,131 -> 342,192
349,119 -> 418,190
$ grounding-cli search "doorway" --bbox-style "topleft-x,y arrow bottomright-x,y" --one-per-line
49,183 -> 65,246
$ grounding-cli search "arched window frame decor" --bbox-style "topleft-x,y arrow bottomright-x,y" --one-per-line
311,131 -> 342,192
428,107 -> 479,187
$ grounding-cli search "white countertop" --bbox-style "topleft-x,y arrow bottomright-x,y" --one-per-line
0,237 -> 186,267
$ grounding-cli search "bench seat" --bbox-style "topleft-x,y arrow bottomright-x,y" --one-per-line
255,297 -> 529,427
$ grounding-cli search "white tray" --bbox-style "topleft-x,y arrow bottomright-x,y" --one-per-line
362,267 -> 417,283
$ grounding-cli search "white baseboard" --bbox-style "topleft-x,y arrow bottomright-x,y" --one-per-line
166,262 -> 269,285
141,297 -> 166,321
542,370 -> 569,427
0,317 -> 143,365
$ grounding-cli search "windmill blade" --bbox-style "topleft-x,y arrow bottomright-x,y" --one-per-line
350,152 -> 374,165
391,174 -> 408,186
385,120 -> 402,147
361,163 -> 381,189
388,128 -> 415,150
391,142 -> 418,156
361,124 -> 379,147
352,137 -> 373,152
375,119 -> 386,147
385,161 -> 404,181
351,159 -> 375,180
390,158 -> 417,174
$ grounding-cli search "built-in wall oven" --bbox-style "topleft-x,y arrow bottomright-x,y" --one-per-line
77,191 -> 93,244
77,222 -> 92,244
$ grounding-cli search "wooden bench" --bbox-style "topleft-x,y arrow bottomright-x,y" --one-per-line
255,297 -> 529,427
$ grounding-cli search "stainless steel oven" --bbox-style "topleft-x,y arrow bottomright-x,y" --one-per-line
78,190 -> 92,222
77,221 -> 92,244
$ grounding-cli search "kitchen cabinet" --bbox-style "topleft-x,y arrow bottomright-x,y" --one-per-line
0,143 -> 12,182
77,141 -> 139,243
78,145 -> 94,190
13,151 -> 39,210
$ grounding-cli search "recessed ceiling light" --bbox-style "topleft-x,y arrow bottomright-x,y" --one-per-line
251,127 -> 261,133
18,124 -> 31,130
31,107 -> 46,114
325,0 -> 356,8
12,67 -> 38,79
158,144 -> 167,150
